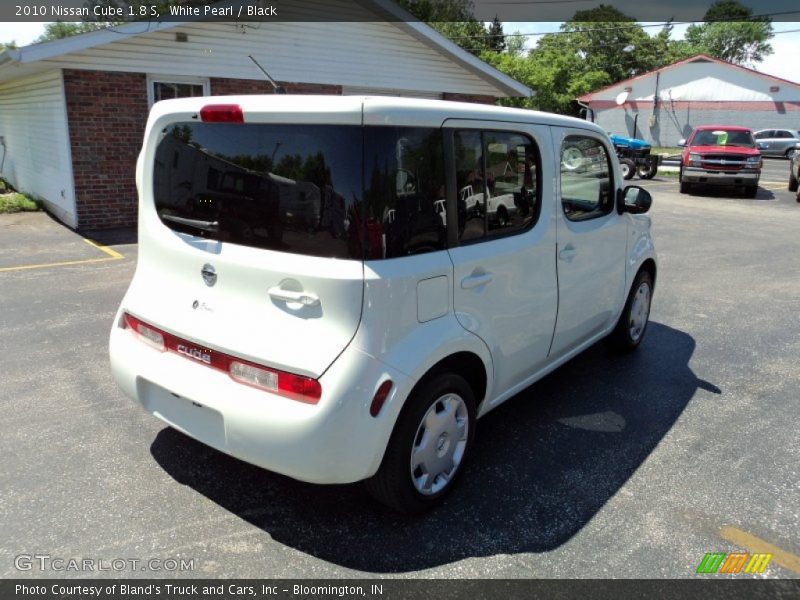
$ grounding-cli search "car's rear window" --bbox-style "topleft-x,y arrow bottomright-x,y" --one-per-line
692,129 -> 755,148
153,123 -> 446,260
153,123 -> 364,259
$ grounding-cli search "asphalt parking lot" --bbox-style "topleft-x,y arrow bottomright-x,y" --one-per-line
1,161 -> 798,580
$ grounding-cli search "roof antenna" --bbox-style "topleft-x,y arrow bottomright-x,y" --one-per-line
248,55 -> 286,94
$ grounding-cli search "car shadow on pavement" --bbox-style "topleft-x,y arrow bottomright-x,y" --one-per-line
150,321 -> 717,573
686,186 -> 776,201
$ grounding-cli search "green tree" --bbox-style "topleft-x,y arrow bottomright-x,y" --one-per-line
35,21 -> 106,42
2,40 -> 17,50
684,0 -> 773,65
398,0 -> 495,56
489,5 -> 677,114
505,32 -> 527,57
486,16 -> 505,53
535,5 -> 668,83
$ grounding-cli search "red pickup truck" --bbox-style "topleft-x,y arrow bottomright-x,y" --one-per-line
678,126 -> 762,197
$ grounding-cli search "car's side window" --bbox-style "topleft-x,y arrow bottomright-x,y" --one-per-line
363,127 -> 447,259
560,135 -> 614,221
453,129 -> 540,243
754,131 -> 771,140
777,130 -> 793,139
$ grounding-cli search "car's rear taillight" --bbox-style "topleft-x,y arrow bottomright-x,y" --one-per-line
121,312 -> 320,404
199,104 -> 244,123
229,360 -> 321,404
123,313 -> 165,351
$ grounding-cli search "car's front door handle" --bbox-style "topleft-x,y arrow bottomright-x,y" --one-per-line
461,273 -> 493,289
268,287 -> 320,306
559,244 -> 577,262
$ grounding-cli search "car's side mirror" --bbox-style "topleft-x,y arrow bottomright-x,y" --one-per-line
619,185 -> 652,214
677,139 -> 686,147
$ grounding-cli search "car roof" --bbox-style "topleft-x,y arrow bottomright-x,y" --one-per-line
148,94 -> 606,134
693,125 -> 752,131
754,128 -> 799,133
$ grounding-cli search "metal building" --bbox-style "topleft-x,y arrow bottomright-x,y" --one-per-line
577,54 -> 800,147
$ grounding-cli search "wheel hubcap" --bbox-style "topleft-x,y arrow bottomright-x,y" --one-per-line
629,282 -> 651,342
562,148 -> 582,170
410,394 -> 469,496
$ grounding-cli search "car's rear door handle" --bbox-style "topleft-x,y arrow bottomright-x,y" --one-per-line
268,287 -> 320,306
461,273 -> 493,289
558,244 -> 577,262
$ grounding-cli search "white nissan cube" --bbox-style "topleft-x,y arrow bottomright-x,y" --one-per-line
110,96 -> 656,513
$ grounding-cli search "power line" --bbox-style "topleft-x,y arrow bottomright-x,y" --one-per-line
442,10 -> 800,40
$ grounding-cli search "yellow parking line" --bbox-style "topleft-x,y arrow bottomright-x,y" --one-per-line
0,237 -> 124,273
0,256 -> 120,273
83,237 -> 124,259
720,526 -> 800,574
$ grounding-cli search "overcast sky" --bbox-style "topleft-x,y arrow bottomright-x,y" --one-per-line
1,21 -> 798,83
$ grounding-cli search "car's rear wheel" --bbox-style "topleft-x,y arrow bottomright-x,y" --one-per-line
606,270 -> 653,353
637,161 -> 658,179
620,158 -> 635,180
365,373 -> 476,513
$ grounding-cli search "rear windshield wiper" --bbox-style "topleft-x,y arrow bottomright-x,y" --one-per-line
160,214 -> 219,232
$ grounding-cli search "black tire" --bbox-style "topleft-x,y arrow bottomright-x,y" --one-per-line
679,167 -> 690,194
744,185 -> 758,198
789,167 -> 798,192
365,373 -> 476,513
620,158 -> 635,180
786,147 -> 796,159
637,163 -> 658,179
606,270 -> 653,353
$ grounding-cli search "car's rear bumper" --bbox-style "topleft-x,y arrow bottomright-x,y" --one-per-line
109,312 -> 412,484
682,167 -> 760,185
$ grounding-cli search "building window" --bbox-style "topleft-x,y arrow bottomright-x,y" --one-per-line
147,76 -> 209,107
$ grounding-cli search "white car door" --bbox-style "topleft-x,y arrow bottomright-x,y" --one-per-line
445,121 -> 558,402
550,129 -> 627,358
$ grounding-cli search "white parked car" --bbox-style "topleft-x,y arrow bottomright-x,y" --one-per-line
110,96 -> 657,513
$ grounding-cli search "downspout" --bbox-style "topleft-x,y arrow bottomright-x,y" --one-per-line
576,99 -> 594,122
650,69 -> 661,129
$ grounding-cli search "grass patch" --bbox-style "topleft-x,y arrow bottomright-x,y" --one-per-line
0,192 -> 41,213
652,147 -> 682,156
655,169 -> 680,178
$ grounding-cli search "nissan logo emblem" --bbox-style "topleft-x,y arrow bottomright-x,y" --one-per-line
201,264 -> 217,286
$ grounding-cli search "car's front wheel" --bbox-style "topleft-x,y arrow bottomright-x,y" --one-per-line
679,167 -> 690,194
789,166 -> 798,192
365,373 -> 476,513
620,158 -> 635,180
606,270 -> 653,353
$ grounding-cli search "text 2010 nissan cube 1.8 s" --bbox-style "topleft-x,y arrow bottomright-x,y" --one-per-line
110,96 -> 656,513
